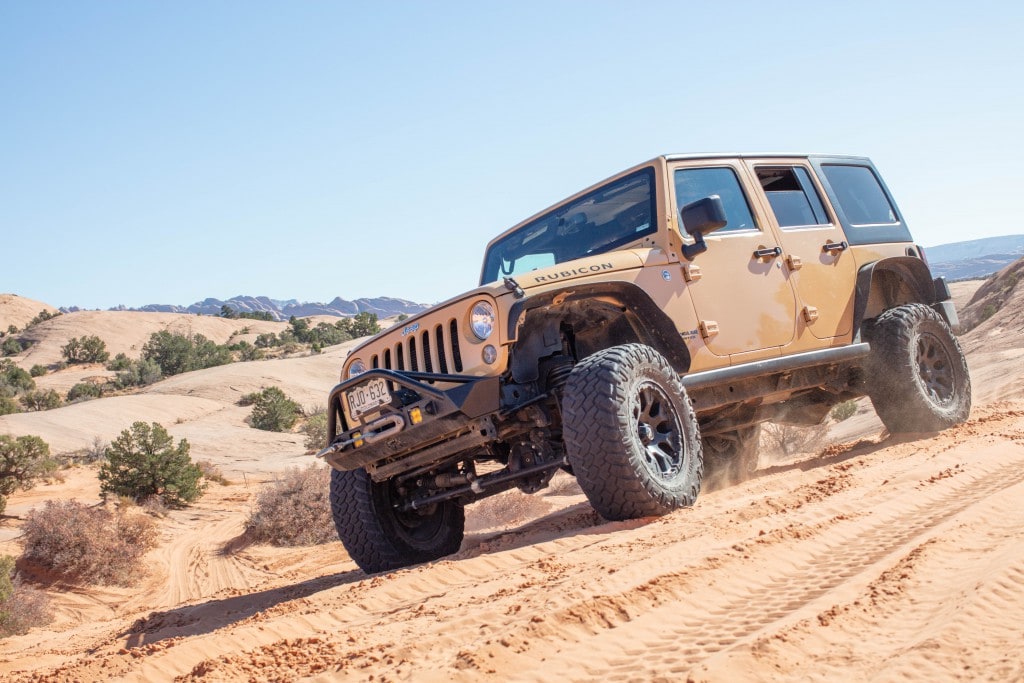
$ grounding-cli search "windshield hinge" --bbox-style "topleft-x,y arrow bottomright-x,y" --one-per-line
504,277 -> 525,299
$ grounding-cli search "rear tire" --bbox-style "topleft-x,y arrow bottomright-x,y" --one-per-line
702,425 -> 761,491
330,468 -> 464,574
561,344 -> 702,520
865,303 -> 971,433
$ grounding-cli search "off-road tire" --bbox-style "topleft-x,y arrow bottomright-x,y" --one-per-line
702,424 -> 761,492
865,303 -> 971,433
561,344 -> 702,520
329,467 -> 464,574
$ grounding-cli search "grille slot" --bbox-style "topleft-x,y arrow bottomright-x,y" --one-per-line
450,320 -> 463,372
408,337 -> 419,371
421,331 -> 433,373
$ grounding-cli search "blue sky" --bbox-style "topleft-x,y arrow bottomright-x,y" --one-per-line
2,1 -> 1021,309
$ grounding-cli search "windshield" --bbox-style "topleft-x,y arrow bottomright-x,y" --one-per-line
480,167 -> 656,285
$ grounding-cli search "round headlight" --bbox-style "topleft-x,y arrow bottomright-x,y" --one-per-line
470,301 -> 495,340
346,359 -> 367,379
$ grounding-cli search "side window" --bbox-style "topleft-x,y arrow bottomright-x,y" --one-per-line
756,166 -> 830,228
821,165 -> 898,225
674,167 -> 758,233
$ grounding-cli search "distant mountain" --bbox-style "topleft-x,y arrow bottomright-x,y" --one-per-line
106,295 -> 431,321
925,234 -> 1024,281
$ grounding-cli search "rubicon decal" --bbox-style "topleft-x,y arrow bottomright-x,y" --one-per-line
533,263 -> 615,283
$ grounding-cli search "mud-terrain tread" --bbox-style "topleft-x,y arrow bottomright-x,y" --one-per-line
866,303 -> 971,433
561,344 -> 702,521
330,467 -> 465,574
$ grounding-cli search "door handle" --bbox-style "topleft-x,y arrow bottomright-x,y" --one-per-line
753,246 -> 783,259
823,240 -> 849,253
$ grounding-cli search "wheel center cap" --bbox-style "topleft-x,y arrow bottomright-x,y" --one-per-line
638,423 -> 653,443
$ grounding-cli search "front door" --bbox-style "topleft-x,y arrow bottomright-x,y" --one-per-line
671,161 -> 797,359
744,160 -> 856,341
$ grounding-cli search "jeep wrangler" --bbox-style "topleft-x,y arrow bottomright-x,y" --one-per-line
318,154 -> 971,573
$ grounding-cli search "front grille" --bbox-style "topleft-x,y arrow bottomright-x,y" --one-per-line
369,318 -> 463,377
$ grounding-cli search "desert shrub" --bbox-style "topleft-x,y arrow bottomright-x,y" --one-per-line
141,331 -> 232,377
0,360 -> 35,393
114,357 -> 163,388
106,353 -> 133,371
1,338 -> 23,357
244,465 -> 334,546
348,312 -> 381,338
20,500 -> 158,585
27,310 -> 59,328
761,422 -> 829,457
254,333 -> 279,349
0,435 -> 56,515
67,382 -> 103,402
28,365 -> 47,378
61,336 -> 110,364
830,399 -> 858,422
0,555 -> 51,637
231,341 -> 264,361
196,460 -> 229,485
19,389 -> 62,412
0,397 -> 18,416
5,325 -> 16,335
396,314 -> 410,322
301,409 -> 328,453
98,422 -> 205,507
249,387 -> 300,432
237,391 -> 261,407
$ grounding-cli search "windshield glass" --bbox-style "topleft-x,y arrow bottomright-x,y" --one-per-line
480,167 -> 656,285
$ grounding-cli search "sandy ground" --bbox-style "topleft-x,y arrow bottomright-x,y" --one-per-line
1,289 -> 1022,681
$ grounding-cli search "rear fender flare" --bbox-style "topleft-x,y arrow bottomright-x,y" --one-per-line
853,256 -> 936,340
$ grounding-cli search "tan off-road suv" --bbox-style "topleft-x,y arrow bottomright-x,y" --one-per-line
318,154 -> 971,573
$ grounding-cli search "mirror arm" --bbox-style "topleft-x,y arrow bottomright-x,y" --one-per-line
682,231 -> 708,261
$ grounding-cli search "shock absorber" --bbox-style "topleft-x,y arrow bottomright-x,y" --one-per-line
545,357 -> 575,393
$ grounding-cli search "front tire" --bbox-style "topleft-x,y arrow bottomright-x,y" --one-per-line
330,468 -> 464,574
865,303 -> 971,433
561,344 -> 702,520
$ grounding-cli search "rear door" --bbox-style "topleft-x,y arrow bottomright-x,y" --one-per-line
744,159 -> 856,341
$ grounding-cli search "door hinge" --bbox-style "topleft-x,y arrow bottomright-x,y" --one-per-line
699,320 -> 719,339
683,264 -> 702,282
786,254 -> 803,271
802,306 -> 819,323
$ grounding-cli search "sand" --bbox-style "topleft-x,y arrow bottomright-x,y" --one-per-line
0,292 -> 1021,682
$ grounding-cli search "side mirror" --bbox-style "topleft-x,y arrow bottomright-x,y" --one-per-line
680,195 -> 727,236
679,195 -> 727,260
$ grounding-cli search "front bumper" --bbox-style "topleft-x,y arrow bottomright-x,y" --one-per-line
320,369 -> 500,478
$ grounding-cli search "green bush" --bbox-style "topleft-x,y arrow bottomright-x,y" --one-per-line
98,422 -> 206,507
0,397 -> 18,416
21,500 -> 157,586
19,389 -> 62,412
302,409 -> 328,453
231,341 -> 264,361
0,554 -> 51,637
830,399 -> 858,422
1,338 -> 22,357
142,331 -> 232,376
67,382 -> 103,402
106,353 -> 133,371
0,435 -> 56,515
254,333 -> 279,349
27,310 -> 59,328
114,358 -> 163,388
61,336 -> 110,364
249,387 -> 301,432
244,465 -> 334,546
0,360 -> 34,393
29,365 -> 47,377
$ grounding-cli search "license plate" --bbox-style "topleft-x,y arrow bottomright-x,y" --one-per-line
346,377 -> 392,418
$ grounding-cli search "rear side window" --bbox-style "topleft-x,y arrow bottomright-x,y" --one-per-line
674,167 -> 758,233
821,165 -> 898,225
756,166 -> 830,228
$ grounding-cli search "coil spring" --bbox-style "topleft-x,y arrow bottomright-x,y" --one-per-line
545,360 -> 574,392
